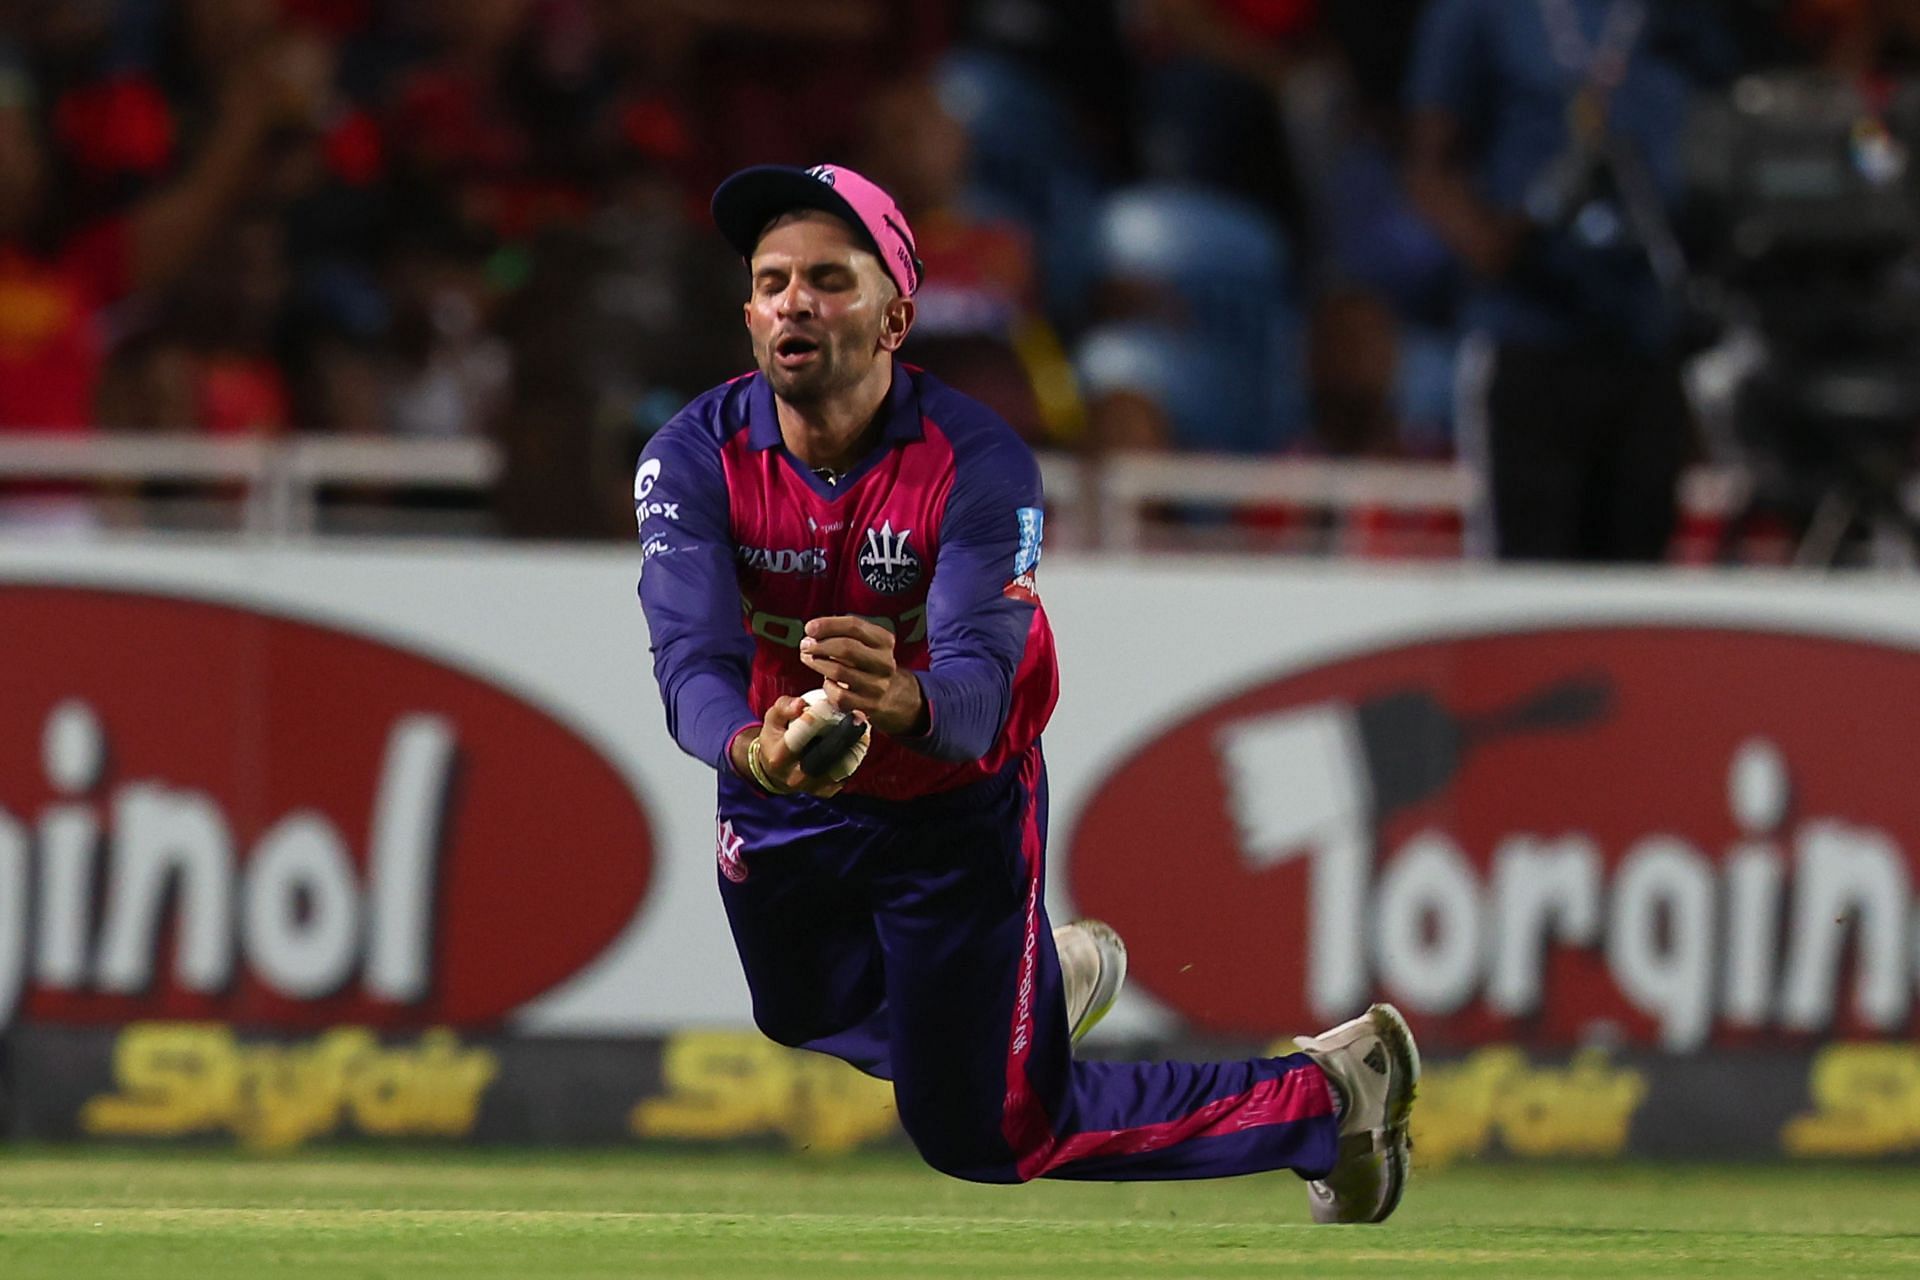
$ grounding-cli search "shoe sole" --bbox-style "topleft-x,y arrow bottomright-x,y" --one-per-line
1068,920 -> 1128,1044
1366,1002 -> 1420,1223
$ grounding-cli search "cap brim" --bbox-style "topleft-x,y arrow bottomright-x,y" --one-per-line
711,165 -> 881,265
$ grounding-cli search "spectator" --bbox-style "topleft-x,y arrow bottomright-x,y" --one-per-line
1307,289 -> 1403,458
1128,0 -> 1321,233
382,225 -> 511,441
593,0 -> 939,194
1407,0 -> 1737,562
1291,2 -> 1461,464
373,0 -> 601,242
0,41 -> 291,429
956,0 -> 1135,176
491,165 -> 741,540
857,73 -> 1080,447
157,208 -> 297,437
0,29 -> 320,534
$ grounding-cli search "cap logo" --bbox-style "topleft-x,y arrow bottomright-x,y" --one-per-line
805,165 -> 837,187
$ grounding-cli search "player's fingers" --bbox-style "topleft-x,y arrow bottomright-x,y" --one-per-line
797,651 -> 844,681
799,634 -> 889,673
806,660 -> 887,710
805,615 -> 896,651
801,653 -> 887,699
822,680 -> 860,712
822,684 -> 888,720
764,695 -> 806,731
760,701 -> 809,769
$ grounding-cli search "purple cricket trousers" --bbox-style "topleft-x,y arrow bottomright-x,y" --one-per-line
714,743 -> 1340,1183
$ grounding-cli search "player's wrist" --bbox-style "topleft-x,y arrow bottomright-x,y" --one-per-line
746,733 -> 796,796
873,671 -> 929,737
727,725 -> 759,780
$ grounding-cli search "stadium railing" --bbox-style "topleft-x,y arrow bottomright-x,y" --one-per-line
1037,453 -> 1755,557
0,432 -> 1773,554
0,432 -> 501,537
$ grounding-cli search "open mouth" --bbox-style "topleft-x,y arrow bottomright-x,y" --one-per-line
774,335 -> 820,368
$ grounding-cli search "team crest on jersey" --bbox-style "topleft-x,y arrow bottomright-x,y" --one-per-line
858,519 -> 921,594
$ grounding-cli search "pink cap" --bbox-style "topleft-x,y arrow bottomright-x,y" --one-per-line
712,163 -> 923,297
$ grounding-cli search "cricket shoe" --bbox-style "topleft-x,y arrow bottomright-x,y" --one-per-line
1054,920 -> 1127,1045
1294,1002 -> 1420,1224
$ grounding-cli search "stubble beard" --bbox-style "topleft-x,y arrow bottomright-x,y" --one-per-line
758,325 -> 880,408
762,350 -> 836,405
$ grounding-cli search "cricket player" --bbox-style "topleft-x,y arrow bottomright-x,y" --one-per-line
635,162 -> 1418,1220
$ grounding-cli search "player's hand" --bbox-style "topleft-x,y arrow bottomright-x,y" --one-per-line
799,616 -> 928,736
733,696 -> 850,797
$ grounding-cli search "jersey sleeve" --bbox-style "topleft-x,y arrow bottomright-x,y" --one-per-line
907,429 -> 1044,763
635,419 -> 758,773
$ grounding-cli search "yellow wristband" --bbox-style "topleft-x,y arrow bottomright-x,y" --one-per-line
746,734 -> 793,795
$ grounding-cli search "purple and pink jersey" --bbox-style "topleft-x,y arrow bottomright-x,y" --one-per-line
637,356 -> 1340,1188
637,359 -> 1057,797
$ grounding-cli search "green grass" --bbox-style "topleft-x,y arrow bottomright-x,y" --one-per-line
2,1147 -> 1918,1278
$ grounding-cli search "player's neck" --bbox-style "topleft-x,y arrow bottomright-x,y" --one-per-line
774,359 -> 895,475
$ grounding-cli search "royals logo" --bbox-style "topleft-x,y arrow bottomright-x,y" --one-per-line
858,520 -> 921,594
717,818 -> 747,884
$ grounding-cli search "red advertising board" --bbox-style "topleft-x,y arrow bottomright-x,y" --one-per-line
0,586 -> 654,1031
1068,626 -> 1920,1052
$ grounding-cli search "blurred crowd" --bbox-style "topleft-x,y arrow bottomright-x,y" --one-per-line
0,0 -> 1914,547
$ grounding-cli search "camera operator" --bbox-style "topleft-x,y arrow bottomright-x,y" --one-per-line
1408,0 -> 1738,562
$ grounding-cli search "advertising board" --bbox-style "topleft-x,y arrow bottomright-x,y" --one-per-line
5,543 -> 1920,1157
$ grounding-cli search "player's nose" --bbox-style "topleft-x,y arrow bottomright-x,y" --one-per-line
774,279 -> 815,319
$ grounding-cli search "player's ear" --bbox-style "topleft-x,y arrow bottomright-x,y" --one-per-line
878,294 -> 914,353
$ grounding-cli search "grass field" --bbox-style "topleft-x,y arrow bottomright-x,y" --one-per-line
3,1147 -> 1919,1279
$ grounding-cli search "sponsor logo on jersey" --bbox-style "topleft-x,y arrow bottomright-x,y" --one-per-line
640,534 -> 675,579
858,520 -> 921,594
736,546 -> 828,576
1015,507 -> 1044,576
746,603 -> 926,649
633,458 -> 680,522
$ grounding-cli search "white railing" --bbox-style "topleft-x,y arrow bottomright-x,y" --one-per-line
1037,453 -> 1758,555
0,432 -> 1813,554
0,434 -> 501,537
